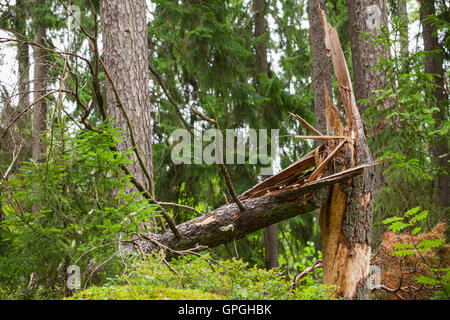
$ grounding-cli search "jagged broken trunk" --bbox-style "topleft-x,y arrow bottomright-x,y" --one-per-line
317,9 -> 375,299
135,9 -> 379,301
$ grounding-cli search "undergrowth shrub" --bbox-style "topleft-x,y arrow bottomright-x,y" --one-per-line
68,252 -> 338,300
0,121 -> 160,298
380,207 -> 449,300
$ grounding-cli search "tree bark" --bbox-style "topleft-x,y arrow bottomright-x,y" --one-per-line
32,20 -> 47,164
347,0 -> 391,192
399,0 -> 408,66
319,9 -> 375,299
308,0 -> 332,135
138,164 -> 371,253
15,0 -> 30,130
263,224 -> 279,269
31,0 -> 48,164
100,0 -> 154,196
348,0 -> 389,116
253,0 -> 279,269
30,9 -> 48,216
254,0 -> 269,79
420,0 -> 449,210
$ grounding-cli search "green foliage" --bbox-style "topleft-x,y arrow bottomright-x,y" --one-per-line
68,252 -> 338,300
362,18 -> 449,243
0,121 -> 159,298
67,285 -> 223,300
148,0 -> 322,271
382,207 -> 449,300
279,240 -> 322,285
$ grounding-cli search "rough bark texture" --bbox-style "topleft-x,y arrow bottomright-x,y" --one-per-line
319,9 -> 375,299
308,0 -> 332,135
254,0 -> 269,78
308,0 -> 333,231
348,0 -> 389,115
139,166 -> 372,253
254,0 -> 279,269
16,0 -> 30,129
32,20 -> 47,163
263,224 -> 279,269
100,0 -> 154,194
399,0 -> 408,65
420,0 -> 449,211
347,0 -> 390,193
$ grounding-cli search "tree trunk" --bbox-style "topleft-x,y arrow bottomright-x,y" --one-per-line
100,0 -> 154,196
347,0 -> 390,192
308,0 -> 333,231
253,0 -> 279,269
263,224 -> 279,269
254,0 -> 269,80
308,0 -> 332,135
420,0 -> 449,210
138,163 -> 372,254
319,9 -> 375,299
399,0 -> 408,67
30,10 -> 48,216
32,20 -> 48,164
348,0 -> 389,116
15,0 -> 30,130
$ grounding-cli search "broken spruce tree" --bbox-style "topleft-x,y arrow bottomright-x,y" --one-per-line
137,10 -> 385,299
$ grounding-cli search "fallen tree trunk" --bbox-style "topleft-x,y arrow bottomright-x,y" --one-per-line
138,163 -> 375,253
132,8 -> 384,302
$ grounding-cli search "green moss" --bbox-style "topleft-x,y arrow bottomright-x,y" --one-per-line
67,285 -> 224,300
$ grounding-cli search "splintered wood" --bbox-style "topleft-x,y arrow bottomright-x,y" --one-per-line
239,11 -> 389,203
241,80 -> 357,201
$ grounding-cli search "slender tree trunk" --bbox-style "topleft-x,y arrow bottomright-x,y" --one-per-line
253,0 -> 279,269
308,0 -> 332,135
263,224 -> 279,269
308,0 -> 333,229
347,0 -> 391,193
100,0 -> 154,196
399,0 -> 408,68
32,21 -> 47,163
420,0 -> 449,211
30,11 -> 48,216
16,0 -> 30,129
254,0 -> 269,81
348,0 -> 389,116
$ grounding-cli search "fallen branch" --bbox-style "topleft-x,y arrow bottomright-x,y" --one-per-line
135,161 -> 383,254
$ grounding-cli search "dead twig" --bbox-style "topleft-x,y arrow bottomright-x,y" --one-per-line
289,259 -> 323,294
190,107 -> 245,212
158,202 -> 203,216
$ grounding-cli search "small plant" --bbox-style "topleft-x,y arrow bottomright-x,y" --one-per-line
382,207 -> 449,300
